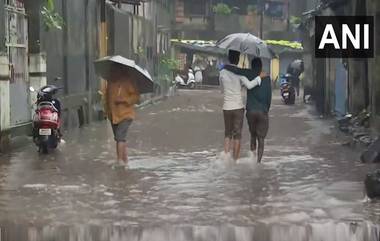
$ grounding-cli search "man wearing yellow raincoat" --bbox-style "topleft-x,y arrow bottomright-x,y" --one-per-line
101,67 -> 140,169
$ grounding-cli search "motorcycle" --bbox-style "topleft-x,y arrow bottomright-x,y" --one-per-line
280,74 -> 296,105
175,69 -> 196,89
30,85 -> 62,154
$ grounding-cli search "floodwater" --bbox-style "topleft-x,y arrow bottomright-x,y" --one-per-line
0,89 -> 380,241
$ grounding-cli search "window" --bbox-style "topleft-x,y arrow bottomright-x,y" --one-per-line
184,0 -> 206,16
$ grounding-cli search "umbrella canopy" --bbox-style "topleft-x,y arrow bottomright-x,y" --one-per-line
287,59 -> 304,77
94,55 -> 154,94
216,33 -> 273,59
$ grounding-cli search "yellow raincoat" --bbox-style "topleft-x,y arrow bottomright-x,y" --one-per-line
101,78 -> 140,124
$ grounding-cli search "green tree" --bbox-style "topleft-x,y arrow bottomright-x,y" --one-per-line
158,56 -> 180,87
41,0 -> 64,31
213,3 -> 232,15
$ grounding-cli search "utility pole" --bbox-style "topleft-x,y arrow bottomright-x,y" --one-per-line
286,0 -> 290,32
259,0 -> 264,39
260,9 -> 264,38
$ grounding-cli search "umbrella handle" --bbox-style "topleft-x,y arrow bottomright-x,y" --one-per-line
241,55 -> 247,68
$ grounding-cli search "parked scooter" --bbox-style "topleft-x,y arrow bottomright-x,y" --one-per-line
30,85 -> 62,154
280,74 -> 296,105
175,69 -> 196,89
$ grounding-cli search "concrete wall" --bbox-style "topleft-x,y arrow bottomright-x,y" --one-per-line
30,0 -> 101,128
107,5 -> 155,74
0,2 -> 10,149
0,0 -> 4,52
301,0 -> 378,123
24,0 -> 83,128
369,0 -> 380,131
0,0 -> 174,148
289,0 -> 307,16
0,55 -> 10,133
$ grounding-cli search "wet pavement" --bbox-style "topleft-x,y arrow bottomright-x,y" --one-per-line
1,89 -> 380,241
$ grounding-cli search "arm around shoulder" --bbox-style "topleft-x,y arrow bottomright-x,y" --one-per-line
241,76 -> 261,90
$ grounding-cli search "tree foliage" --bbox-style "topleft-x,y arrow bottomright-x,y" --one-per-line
41,0 -> 64,31
213,3 -> 232,15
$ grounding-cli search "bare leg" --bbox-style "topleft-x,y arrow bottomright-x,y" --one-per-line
250,135 -> 257,152
257,137 -> 265,163
123,142 -> 128,163
224,137 -> 231,154
117,141 -> 128,163
233,139 -> 241,161
116,143 -> 119,161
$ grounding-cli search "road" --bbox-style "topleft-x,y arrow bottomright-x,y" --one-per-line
0,89 -> 379,241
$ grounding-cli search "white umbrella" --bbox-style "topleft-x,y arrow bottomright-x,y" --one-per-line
94,55 -> 154,94
216,33 -> 273,59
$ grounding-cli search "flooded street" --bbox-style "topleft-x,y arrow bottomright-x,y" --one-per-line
0,89 -> 379,241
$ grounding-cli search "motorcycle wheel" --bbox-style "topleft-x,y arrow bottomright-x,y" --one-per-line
40,142 -> 49,154
38,135 -> 49,154
189,82 -> 195,89
51,135 -> 59,149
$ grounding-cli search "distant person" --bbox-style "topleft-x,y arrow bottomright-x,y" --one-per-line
225,58 -> 272,163
219,50 -> 264,161
104,66 -> 140,169
287,61 -> 304,97
194,65 -> 203,86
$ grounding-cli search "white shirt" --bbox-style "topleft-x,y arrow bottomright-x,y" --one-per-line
194,66 -> 203,83
220,68 -> 261,110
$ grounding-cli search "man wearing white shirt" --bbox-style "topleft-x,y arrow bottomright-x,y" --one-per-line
220,50 -> 264,160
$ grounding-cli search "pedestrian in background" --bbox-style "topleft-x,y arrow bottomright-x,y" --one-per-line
194,65 -> 203,87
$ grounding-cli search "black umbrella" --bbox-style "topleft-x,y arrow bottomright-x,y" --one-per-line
94,55 -> 154,94
287,59 -> 304,77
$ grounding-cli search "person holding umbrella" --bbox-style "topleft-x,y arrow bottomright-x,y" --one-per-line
220,50 -> 264,161
217,33 -> 272,162
224,58 -> 272,163
104,65 -> 140,168
95,55 -> 154,169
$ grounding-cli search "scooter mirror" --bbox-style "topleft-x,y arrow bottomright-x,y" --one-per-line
29,86 -> 35,92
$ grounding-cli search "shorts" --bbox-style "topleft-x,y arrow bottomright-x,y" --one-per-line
223,108 -> 244,140
246,111 -> 269,139
111,119 -> 133,142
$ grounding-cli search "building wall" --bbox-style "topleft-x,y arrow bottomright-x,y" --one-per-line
369,0 -> 380,131
0,0 -> 4,52
289,0 -> 307,16
0,0 -> 174,149
301,0 -> 378,126
107,5 -> 155,73
213,13 -> 288,40
174,0 -> 291,41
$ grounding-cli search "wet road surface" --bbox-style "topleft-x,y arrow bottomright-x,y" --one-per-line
0,89 -> 380,241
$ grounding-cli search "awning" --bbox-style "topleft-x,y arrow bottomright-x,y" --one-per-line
266,40 -> 304,56
171,39 -> 226,56
109,0 -> 142,5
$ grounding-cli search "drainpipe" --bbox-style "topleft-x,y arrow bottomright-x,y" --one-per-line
100,0 -> 107,57
98,0 -> 108,120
